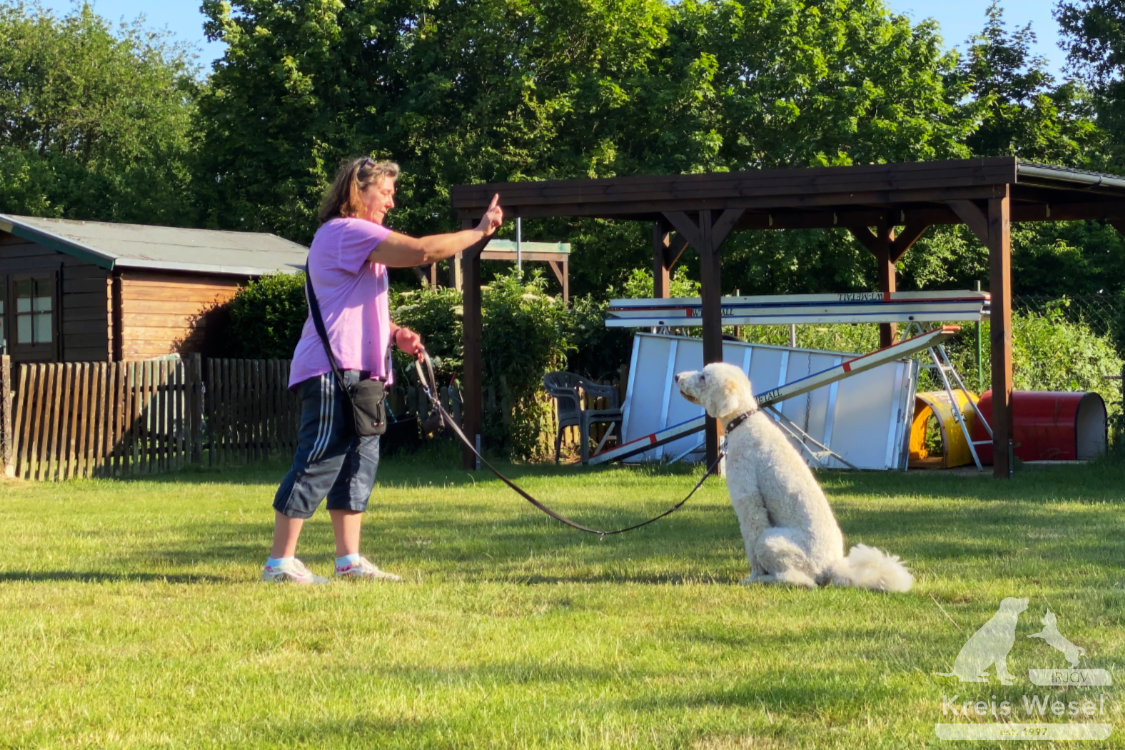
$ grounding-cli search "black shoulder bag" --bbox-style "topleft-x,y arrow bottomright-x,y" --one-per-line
305,273 -> 388,436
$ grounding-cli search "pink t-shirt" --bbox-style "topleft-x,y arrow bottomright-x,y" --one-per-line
288,217 -> 394,388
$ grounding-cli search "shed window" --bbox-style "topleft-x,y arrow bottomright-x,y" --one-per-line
13,276 -> 54,346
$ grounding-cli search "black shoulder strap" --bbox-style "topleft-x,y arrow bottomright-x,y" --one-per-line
305,270 -> 349,392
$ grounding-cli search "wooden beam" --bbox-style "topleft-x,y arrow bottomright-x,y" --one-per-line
949,200 -> 990,246
711,207 -> 745,247
698,211 -> 723,464
891,220 -> 930,262
548,260 -> 568,302
653,222 -> 671,299
987,187 -> 1014,478
848,224 -> 898,346
460,228 -> 491,470
663,210 -> 705,251
451,158 -> 1024,218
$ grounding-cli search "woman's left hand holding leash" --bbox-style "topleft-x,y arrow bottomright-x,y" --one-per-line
393,327 -> 426,361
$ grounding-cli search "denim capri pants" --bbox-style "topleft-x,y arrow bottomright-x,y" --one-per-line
273,371 -> 381,519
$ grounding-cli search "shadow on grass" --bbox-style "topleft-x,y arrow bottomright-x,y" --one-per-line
102,439 -> 700,490
0,571 -> 227,584
22,448 -> 1123,587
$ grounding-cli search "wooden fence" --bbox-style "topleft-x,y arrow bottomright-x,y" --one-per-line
0,355 -> 619,481
0,354 -> 299,481
204,358 -> 299,466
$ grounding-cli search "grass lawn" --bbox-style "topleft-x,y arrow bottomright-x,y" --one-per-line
1,445 -> 1123,749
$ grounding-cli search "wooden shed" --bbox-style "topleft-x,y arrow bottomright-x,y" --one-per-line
0,215 -> 307,363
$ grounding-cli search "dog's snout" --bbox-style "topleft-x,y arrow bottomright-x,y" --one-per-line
674,373 -> 681,383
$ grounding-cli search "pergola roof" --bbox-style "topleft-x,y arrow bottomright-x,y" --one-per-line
452,157 -> 1125,229
449,157 -> 1125,477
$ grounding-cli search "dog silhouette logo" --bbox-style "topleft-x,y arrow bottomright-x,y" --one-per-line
937,597 -> 1029,685
1029,608 -> 1086,668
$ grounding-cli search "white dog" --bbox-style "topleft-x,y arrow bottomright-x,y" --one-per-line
676,362 -> 912,592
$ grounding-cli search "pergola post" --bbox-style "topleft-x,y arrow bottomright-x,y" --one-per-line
459,225 -> 492,470
652,218 -> 690,299
698,213 -> 723,464
662,208 -> 744,464
849,223 -> 898,347
987,189 -> 1014,479
653,221 -> 671,299
951,191 -> 1013,479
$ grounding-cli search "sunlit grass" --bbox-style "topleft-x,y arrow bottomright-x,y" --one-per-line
1,446 -> 1122,748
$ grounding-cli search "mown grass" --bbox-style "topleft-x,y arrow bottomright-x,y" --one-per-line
1,445 -> 1123,749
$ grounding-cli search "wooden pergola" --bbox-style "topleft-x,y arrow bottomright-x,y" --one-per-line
450,157 -> 1125,478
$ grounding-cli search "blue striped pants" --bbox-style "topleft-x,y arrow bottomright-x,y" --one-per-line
273,371 -> 381,519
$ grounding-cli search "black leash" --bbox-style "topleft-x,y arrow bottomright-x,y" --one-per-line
412,352 -> 723,537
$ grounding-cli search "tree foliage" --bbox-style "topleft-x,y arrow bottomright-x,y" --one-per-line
6,0 -> 1122,334
672,0 -> 972,170
0,1 -> 200,223
953,2 -> 1103,166
1058,0 -> 1125,163
392,270 -> 568,459
194,0 -> 1001,297
196,0 -> 685,244
225,272 -> 308,359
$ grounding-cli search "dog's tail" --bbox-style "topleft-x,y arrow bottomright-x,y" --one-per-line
827,544 -> 913,593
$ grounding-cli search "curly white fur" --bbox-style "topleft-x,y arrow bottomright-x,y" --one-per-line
676,362 -> 912,593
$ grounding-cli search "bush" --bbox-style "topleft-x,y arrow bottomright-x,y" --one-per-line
562,295 -> 633,381
392,270 -> 568,460
939,307 -> 1123,417
563,266 -> 701,381
1010,306 -> 1122,417
480,271 -> 568,458
391,285 -> 465,383
225,272 -> 306,359
737,323 -> 880,354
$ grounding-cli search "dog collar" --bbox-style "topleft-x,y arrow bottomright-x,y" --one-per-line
725,409 -> 756,433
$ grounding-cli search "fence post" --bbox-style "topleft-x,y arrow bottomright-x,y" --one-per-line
186,353 -> 204,466
0,355 -> 11,477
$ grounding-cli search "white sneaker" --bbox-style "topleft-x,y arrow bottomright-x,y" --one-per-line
261,558 -> 330,584
335,556 -> 402,581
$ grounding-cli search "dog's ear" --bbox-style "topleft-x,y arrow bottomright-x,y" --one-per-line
705,371 -> 744,419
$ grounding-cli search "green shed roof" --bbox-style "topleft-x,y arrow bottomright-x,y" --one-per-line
0,214 -> 308,277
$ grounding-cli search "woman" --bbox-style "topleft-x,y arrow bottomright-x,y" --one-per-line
263,157 -> 502,583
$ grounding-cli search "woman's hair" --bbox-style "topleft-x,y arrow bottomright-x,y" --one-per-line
318,157 -> 400,224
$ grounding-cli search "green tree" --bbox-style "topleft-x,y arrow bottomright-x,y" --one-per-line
672,0 -> 972,171
953,2 -> 1103,166
662,0 -> 975,296
895,3 -> 1111,295
0,1 -> 201,224
392,270 -> 568,459
196,0 -> 682,245
1057,0 -> 1125,164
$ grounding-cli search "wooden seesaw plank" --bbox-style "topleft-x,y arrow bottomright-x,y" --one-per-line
606,290 -> 989,327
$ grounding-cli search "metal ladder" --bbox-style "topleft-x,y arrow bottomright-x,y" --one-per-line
918,334 -> 993,471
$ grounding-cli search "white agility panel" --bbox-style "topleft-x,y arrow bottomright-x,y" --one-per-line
606,290 -> 989,328
591,328 -> 958,469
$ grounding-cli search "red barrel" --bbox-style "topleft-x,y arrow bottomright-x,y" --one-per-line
972,391 -> 1107,463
